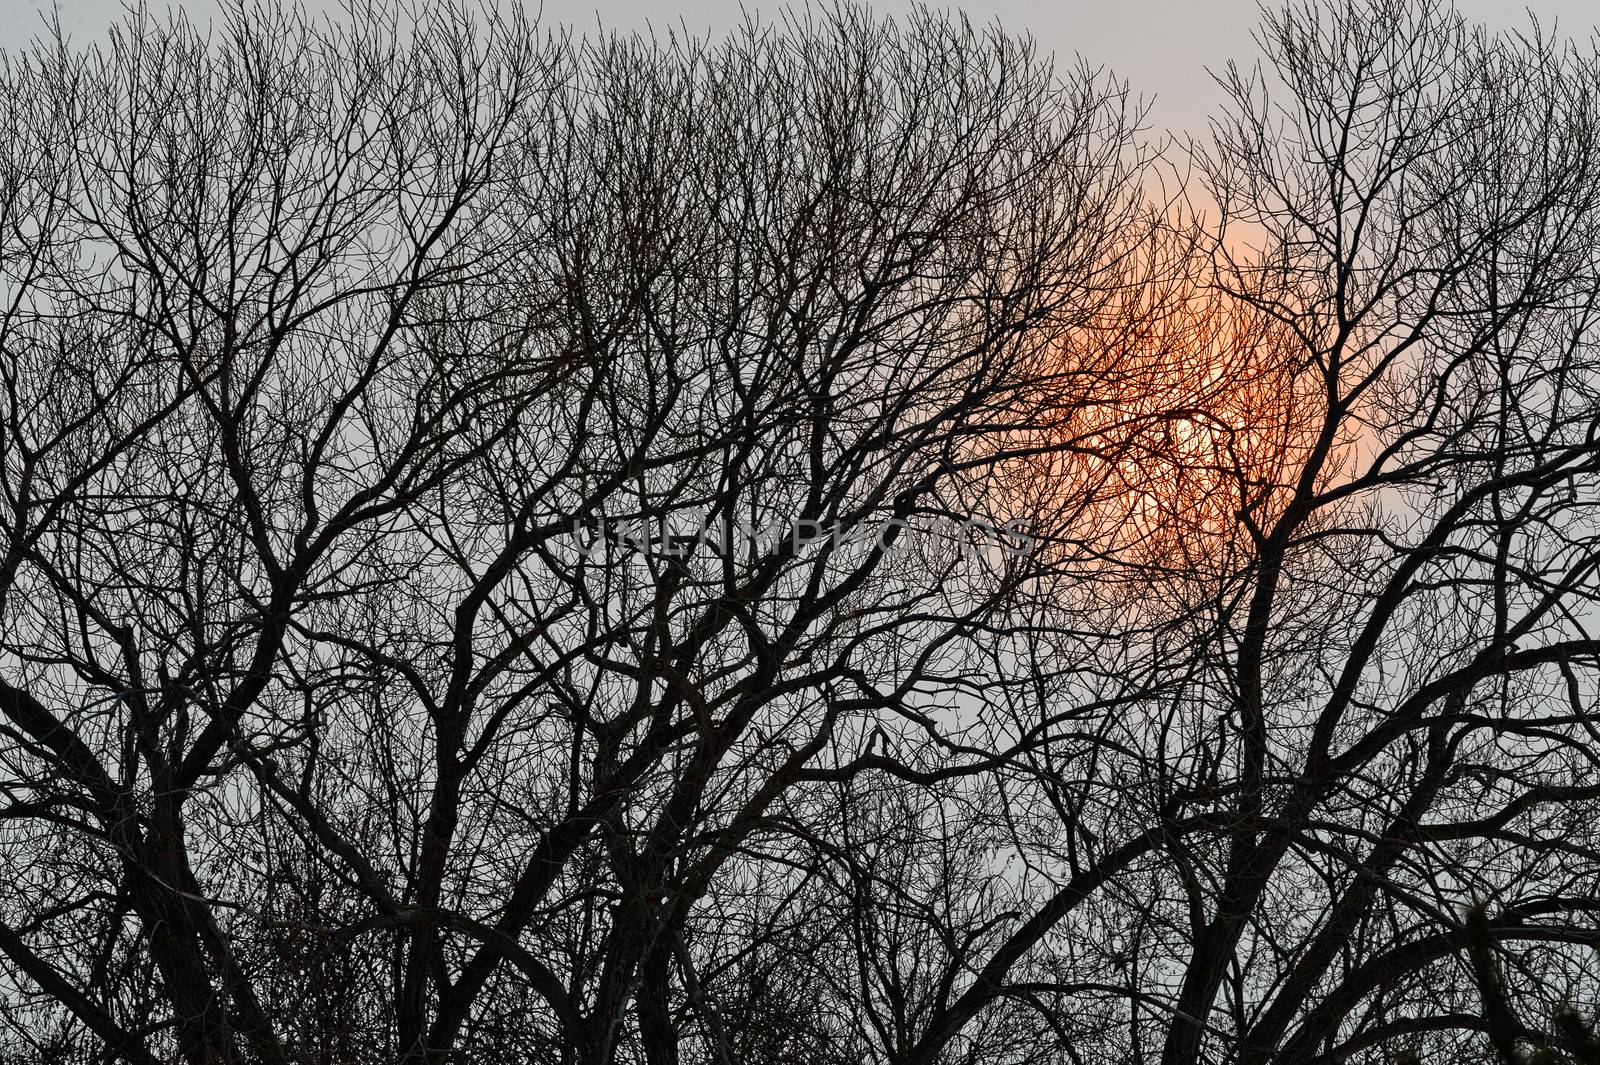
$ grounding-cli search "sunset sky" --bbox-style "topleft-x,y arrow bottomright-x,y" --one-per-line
3,0 -> 1594,141
8,0 -> 1600,1060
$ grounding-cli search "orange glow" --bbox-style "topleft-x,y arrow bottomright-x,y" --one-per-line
992,282 -> 1327,582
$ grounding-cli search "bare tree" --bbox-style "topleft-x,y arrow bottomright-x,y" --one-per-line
864,1 -> 1600,1062
738,3 -> 1600,1065
8,1 -> 1600,1063
0,3 -> 1179,1062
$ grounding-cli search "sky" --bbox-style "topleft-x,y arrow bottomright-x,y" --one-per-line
1,0 -> 1595,141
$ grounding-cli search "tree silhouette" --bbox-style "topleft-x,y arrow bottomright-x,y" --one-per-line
2,1 -> 1600,1064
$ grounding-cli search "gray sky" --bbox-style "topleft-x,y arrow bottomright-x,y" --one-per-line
2,0 -> 1595,139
